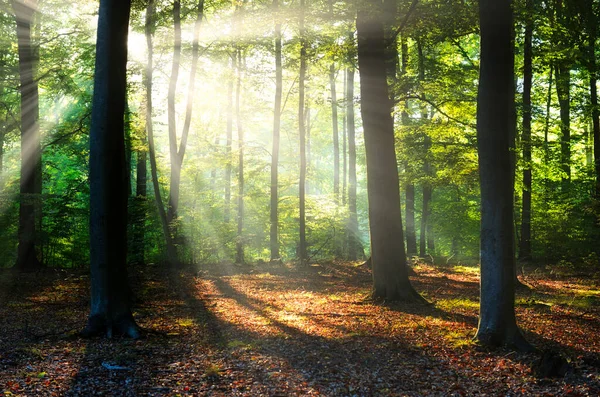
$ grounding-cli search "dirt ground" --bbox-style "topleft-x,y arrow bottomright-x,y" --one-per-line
1,260 -> 599,396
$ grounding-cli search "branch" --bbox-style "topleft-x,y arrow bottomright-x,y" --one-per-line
396,94 -> 476,128
392,0 -> 419,41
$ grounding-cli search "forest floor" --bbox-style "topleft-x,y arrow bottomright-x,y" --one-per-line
1,260 -> 600,396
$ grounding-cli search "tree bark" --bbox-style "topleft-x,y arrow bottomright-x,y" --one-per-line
475,0 -> 531,350
298,0 -> 307,264
13,0 -> 42,271
356,3 -> 422,302
270,0 -> 282,261
518,0 -> 533,261
84,0 -> 139,339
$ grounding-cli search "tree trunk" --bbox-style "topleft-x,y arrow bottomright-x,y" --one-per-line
145,0 -> 177,264
417,41 -> 432,258
346,63 -> 359,261
164,0 -> 204,264
555,63 -> 571,191
518,0 -> 533,261
475,0 -> 532,351
342,69 -> 347,207
585,0 -> 600,197
356,3 -> 422,302
225,55 -> 234,224
84,0 -> 139,339
401,35 -> 417,256
235,50 -> 245,264
132,141 -> 147,266
330,64 -> 340,200
270,0 -> 282,261
298,0 -> 307,264
13,0 -> 42,271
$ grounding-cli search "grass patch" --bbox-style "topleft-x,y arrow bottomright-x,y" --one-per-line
435,298 -> 479,312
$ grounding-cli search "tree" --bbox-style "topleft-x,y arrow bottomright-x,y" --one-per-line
356,1 -> 422,301
235,49 -> 245,264
270,0 -> 283,261
13,0 -> 42,271
83,0 -> 139,338
518,0 -> 533,260
346,31 -> 359,261
144,0 -> 176,265
475,0 -> 531,350
298,0 -> 307,264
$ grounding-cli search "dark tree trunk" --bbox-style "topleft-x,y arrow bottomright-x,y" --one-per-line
84,0 -> 139,339
132,141 -> 147,266
555,63 -> 571,191
475,0 -> 532,351
585,0 -> 600,197
519,0 -> 533,261
356,3 -> 422,302
13,0 -> 42,271
270,0 -> 282,261
330,64 -> 340,200
347,63 -> 359,261
298,0 -> 307,264
235,50 -> 245,264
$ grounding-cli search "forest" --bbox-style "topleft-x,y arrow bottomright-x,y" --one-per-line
1,0 -> 600,395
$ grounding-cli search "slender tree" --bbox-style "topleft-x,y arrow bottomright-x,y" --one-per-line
83,0 -> 139,338
401,35 -> 417,257
346,51 -> 358,261
356,1 -> 422,301
236,49 -> 245,264
475,0 -> 531,350
145,0 -> 177,264
270,0 -> 283,261
519,0 -> 533,260
13,0 -> 42,271
298,0 -> 307,264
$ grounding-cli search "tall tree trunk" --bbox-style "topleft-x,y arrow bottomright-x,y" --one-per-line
518,0 -> 533,261
13,0 -> 42,271
84,0 -> 139,339
356,3 -> 422,302
132,138 -> 147,266
330,64 -> 340,200
235,50 -> 245,264
555,63 -> 571,191
347,63 -> 358,261
166,0 -> 181,225
270,0 -> 282,261
475,0 -> 532,351
298,0 -> 307,264
586,0 -> 600,197
164,0 -> 204,264
145,0 -> 176,264
401,35 -> 417,256
417,41 -> 432,258
225,55 -> 234,224
342,69 -> 347,207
